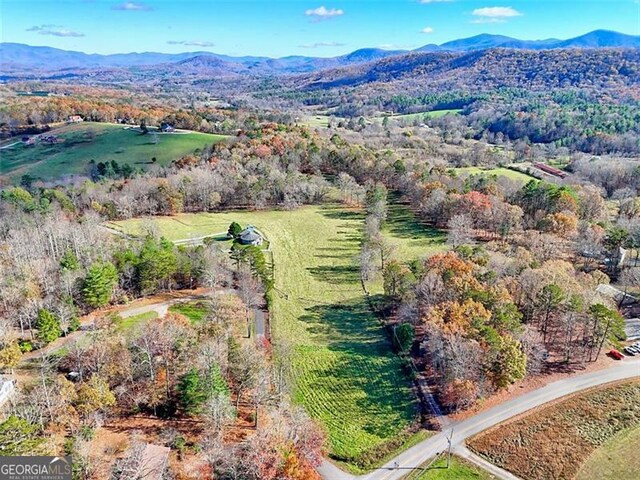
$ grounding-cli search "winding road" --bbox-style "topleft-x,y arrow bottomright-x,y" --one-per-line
318,359 -> 640,480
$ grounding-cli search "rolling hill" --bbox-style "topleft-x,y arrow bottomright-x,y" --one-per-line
1,30 -> 638,76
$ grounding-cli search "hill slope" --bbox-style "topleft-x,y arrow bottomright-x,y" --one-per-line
1,30 -> 638,75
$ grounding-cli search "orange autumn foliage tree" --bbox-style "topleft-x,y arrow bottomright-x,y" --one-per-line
427,299 -> 492,336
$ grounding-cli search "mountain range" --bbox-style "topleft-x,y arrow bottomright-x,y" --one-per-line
1,30 -> 639,76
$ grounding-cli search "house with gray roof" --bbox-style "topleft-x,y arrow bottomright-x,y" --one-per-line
238,225 -> 263,246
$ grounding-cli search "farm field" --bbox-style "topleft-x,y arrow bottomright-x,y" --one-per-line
404,455 -> 493,480
302,114 -> 334,128
0,122 -> 227,181
109,205 -> 421,467
384,109 -> 462,121
383,202 -> 447,263
575,426 -> 640,480
454,166 -> 537,183
468,380 -> 640,480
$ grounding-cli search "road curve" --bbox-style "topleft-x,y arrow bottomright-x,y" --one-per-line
318,360 -> 640,480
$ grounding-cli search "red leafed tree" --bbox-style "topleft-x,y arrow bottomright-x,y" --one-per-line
441,378 -> 479,411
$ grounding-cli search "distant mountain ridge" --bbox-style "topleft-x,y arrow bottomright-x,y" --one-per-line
1,30 -> 638,75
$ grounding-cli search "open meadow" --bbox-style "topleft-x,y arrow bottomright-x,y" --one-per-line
453,166 -> 537,183
0,122 -> 226,181
468,380 -> 640,480
109,204 -> 443,468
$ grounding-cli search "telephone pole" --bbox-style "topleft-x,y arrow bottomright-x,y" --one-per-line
446,428 -> 454,468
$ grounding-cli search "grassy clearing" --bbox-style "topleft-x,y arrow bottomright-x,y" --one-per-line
403,455 -> 493,480
110,205 -> 418,465
0,122 -> 226,181
371,110 -> 461,125
575,426 -> 640,480
169,301 -> 209,323
364,201 -> 447,295
453,167 -> 536,183
389,109 -> 462,121
302,115 -> 334,128
468,380 -> 640,480
384,202 -> 447,263
118,310 -> 159,332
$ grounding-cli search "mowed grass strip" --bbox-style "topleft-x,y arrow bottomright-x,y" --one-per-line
575,425 -> 640,480
110,206 -> 418,464
468,380 -> 640,480
0,122 -> 227,180
404,455 -> 493,480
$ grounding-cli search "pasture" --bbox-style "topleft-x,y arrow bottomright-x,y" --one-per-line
468,380 -> 640,480
454,166 -> 537,183
0,122 -> 226,181
110,206 -> 421,466
383,202 -> 447,262
371,109 -> 462,126
575,426 -> 640,480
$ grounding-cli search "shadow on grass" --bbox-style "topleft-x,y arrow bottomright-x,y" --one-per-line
307,264 -> 361,284
297,297 -> 417,441
384,203 -> 445,241
320,206 -> 366,221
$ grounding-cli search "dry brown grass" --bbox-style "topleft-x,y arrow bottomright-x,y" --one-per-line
468,380 -> 640,480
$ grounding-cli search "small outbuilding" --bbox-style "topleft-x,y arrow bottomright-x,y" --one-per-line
239,225 -> 263,246
67,115 -> 83,123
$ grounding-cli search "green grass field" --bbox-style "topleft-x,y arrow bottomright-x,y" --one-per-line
302,114 -> 334,128
404,456 -> 493,480
110,205 -> 420,465
117,310 -> 159,332
575,426 -> 640,480
371,110 -> 462,126
0,122 -> 227,181
453,167 -> 536,183
169,301 -> 209,323
384,202 -> 447,262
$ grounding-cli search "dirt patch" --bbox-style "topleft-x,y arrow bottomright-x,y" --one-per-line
468,380 -> 640,480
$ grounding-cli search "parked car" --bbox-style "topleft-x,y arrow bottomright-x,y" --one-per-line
624,347 -> 637,356
608,349 -> 624,360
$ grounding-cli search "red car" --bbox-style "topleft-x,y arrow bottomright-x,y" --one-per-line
608,349 -> 624,360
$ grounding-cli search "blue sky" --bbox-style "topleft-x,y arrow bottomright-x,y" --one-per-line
2,1 -> 638,57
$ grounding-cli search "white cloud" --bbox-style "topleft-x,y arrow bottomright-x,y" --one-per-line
167,40 -> 215,47
26,25 -> 85,37
112,2 -> 152,11
420,27 -> 435,34
471,6 -> 522,23
298,41 -> 345,48
305,6 -> 344,21
472,6 -> 522,18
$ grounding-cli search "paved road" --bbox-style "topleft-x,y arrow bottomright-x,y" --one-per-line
318,360 -> 640,480
254,309 -> 266,338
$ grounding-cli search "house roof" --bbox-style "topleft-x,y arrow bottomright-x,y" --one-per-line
240,226 -> 262,242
